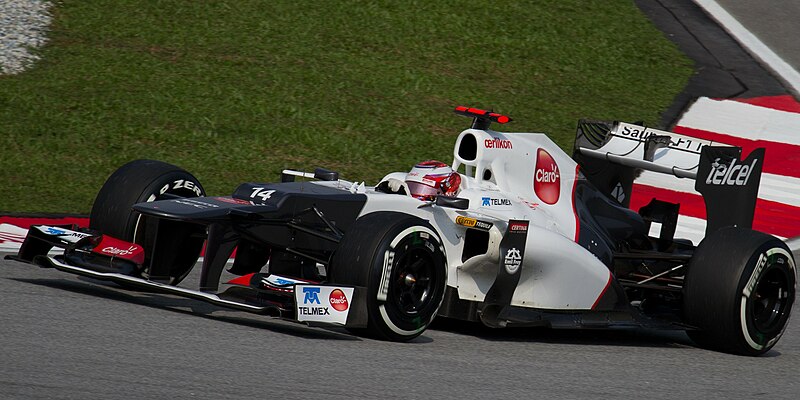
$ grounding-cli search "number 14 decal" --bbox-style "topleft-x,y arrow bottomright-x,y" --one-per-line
250,187 -> 276,201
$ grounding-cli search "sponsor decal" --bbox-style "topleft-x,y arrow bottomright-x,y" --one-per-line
484,137 -> 513,149
456,216 -> 477,227
35,226 -> 93,243
743,253 -> 768,298
101,245 -> 139,256
295,285 -> 354,325
509,221 -> 528,233
92,235 -> 145,264
481,197 -> 512,207
174,199 -> 219,209
215,197 -> 252,205
534,148 -> 560,205
329,289 -> 349,312
617,123 -> 707,153
378,249 -> 395,302
159,179 -> 203,197
705,157 -> 758,186
262,275 -> 300,287
455,216 -> 493,231
504,247 -> 522,274
303,287 -> 321,304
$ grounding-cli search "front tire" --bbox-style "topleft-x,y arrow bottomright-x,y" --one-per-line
329,212 -> 447,341
683,227 -> 796,355
89,159 -> 206,285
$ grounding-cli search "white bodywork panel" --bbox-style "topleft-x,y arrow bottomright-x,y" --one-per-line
354,126 -> 613,311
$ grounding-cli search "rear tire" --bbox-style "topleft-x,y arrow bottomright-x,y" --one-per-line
329,212 -> 447,341
89,159 -> 206,285
683,227 -> 796,355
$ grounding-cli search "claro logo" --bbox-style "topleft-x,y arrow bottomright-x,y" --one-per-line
706,157 -> 758,186
534,148 -> 560,204
329,289 -> 349,312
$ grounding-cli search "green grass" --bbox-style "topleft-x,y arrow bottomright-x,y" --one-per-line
0,0 -> 693,213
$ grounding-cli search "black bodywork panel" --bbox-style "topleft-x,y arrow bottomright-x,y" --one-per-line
133,181 -> 367,291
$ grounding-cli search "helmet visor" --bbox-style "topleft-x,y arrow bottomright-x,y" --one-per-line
406,181 -> 440,200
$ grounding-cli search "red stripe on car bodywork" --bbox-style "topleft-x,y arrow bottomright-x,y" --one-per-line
591,272 -> 613,310
571,165 -> 581,242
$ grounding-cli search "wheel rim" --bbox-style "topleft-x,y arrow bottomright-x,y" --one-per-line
750,266 -> 792,333
392,247 -> 436,315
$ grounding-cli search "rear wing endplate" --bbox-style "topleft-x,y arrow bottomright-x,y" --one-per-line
573,120 -> 764,236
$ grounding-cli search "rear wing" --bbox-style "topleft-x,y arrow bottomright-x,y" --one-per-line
573,120 -> 764,237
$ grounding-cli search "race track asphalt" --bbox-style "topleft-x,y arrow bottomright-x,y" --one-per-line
1,255 -> 798,399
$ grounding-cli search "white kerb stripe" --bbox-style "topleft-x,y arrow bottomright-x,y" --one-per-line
679,98 -> 800,146
636,170 -> 800,208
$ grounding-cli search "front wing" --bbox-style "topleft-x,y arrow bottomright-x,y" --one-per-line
6,225 -> 368,329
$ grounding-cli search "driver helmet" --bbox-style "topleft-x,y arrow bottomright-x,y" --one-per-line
405,160 -> 461,201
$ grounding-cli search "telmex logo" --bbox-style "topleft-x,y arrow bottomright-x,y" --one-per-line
706,157 -> 758,186
534,148 -> 560,204
484,138 -> 513,149
303,287 -> 321,304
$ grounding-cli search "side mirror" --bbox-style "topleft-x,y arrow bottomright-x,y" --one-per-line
435,196 -> 469,210
314,168 -> 339,181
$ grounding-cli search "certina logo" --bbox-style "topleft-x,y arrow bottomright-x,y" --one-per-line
706,157 -> 758,186
481,197 -> 512,207
329,289 -> 349,312
484,137 -> 512,149
509,222 -> 528,233
534,148 -> 560,205
101,245 -> 139,256
504,248 -> 522,274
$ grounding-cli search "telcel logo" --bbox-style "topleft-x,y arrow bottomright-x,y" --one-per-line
534,148 -> 560,205
329,289 -> 349,312
706,157 -> 758,186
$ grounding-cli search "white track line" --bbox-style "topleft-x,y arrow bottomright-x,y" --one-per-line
694,0 -> 800,95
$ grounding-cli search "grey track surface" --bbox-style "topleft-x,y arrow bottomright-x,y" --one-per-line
715,0 -> 800,86
1,254 -> 799,399
635,0 -> 787,128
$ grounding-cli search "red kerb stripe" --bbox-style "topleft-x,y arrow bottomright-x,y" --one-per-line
672,125 -> 800,179
631,184 -> 800,238
0,216 -> 89,229
733,95 -> 800,114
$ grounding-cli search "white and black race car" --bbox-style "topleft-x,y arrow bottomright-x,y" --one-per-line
9,106 -> 795,355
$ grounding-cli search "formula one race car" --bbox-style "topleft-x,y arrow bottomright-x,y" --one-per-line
9,106 -> 796,356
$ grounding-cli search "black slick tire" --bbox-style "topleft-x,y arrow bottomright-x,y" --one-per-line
329,212 -> 447,341
683,227 -> 796,356
89,159 -> 206,285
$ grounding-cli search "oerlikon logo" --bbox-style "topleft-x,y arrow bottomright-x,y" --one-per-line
534,148 -> 560,205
